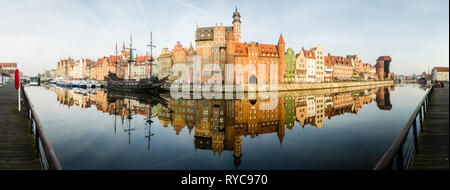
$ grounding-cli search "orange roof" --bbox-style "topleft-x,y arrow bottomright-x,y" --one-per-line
136,56 -> 147,63
376,56 -> 391,61
235,43 -> 279,57
329,55 -> 351,66
324,56 -> 333,66
0,63 -> 16,67
278,34 -> 285,44
304,50 -> 315,59
435,67 -> 449,72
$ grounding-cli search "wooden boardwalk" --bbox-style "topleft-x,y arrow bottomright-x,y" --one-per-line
0,80 -> 41,170
411,84 -> 449,170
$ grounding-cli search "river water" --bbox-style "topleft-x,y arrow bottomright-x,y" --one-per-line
24,84 -> 428,170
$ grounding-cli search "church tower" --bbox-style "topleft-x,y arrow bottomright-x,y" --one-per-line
232,6 -> 241,43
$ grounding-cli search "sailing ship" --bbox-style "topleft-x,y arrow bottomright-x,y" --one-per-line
106,33 -> 169,92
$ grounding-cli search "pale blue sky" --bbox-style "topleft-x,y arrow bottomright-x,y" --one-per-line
0,0 -> 448,76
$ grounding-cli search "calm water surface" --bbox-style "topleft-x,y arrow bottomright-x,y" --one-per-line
24,84 -> 428,170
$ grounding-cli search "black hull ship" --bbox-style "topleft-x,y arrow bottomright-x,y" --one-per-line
106,85 -> 170,107
105,72 -> 168,93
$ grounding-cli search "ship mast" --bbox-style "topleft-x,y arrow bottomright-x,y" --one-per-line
147,31 -> 156,79
126,35 -> 136,80
115,43 -> 118,74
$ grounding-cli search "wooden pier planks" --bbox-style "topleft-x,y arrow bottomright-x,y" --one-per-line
411,84 -> 449,170
0,81 -> 41,170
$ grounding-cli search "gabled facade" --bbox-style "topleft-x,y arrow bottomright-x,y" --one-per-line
285,48 -> 296,83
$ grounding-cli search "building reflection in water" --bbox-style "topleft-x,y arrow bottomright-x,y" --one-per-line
46,85 -> 394,168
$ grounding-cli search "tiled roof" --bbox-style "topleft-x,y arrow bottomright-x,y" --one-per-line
195,26 -> 233,42
234,43 -> 279,57
329,55 -> 351,66
324,56 -> 333,66
435,67 -> 449,72
0,63 -> 17,67
376,56 -> 392,62
304,50 -> 315,59
278,34 -> 285,44
136,56 -> 147,63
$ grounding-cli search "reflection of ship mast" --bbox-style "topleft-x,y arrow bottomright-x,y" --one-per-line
112,99 -> 118,134
145,107 -> 155,151
124,98 -> 135,144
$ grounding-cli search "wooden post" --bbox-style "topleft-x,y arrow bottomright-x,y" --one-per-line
412,119 -> 419,151
419,105 -> 423,126
396,146 -> 405,170
18,83 -> 21,112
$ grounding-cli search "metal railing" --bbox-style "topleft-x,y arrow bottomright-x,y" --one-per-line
374,83 -> 434,170
20,83 -> 63,170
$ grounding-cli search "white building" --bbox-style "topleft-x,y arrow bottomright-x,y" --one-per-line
305,49 -> 316,83
71,59 -> 91,80
312,45 -> 324,83
432,67 -> 449,82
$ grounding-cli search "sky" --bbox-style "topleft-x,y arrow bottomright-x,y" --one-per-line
0,0 -> 448,76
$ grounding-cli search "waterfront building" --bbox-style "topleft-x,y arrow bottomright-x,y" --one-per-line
285,48 -> 296,83
128,55 -> 157,80
186,43 -> 196,84
132,56 -> 148,80
431,67 -> 449,82
93,57 -> 115,81
171,41 -> 192,83
295,49 -> 307,83
330,55 -> 352,81
347,55 -> 364,73
157,47 -> 173,80
312,45 -> 324,83
324,56 -> 333,82
227,33 -> 286,85
361,63 -> 377,80
304,49 -> 316,83
42,69 -> 56,81
56,58 -> 74,79
375,56 -> 392,80
0,63 -> 17,77
195,7 -> 285,85
72,59 -> 92,80
91,47 -> 129,81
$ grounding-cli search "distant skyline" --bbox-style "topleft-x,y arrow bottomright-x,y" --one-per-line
0,0 -> 448,76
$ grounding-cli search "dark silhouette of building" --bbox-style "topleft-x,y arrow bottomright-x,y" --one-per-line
376,56 -> 392,80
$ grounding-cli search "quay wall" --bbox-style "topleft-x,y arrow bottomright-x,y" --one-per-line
166,80 -> 394,92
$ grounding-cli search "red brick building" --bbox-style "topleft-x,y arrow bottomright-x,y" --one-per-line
0,63 -> 17,77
